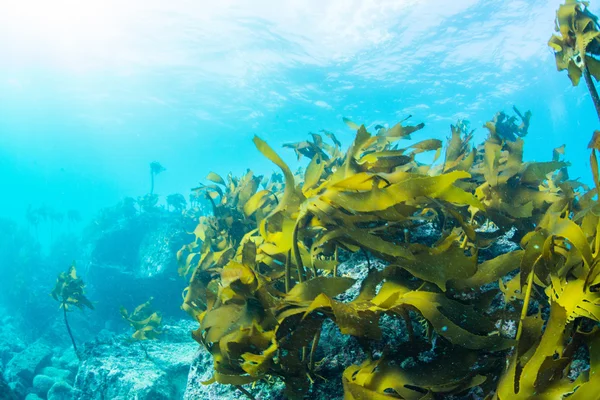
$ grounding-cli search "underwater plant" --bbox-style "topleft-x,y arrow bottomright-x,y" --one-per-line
150,161 -> 166,195
137,193 -> 159,213
549,0 -> 600,121
176,104 -> 586,399
120,297 -> 162,340
166,193 -> 187,212
169,3 -> 600,398
51,263 -> 94,360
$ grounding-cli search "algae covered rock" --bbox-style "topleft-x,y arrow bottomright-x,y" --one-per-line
4,339 -> 52,396
85,210 -> 191,321
47,381 -> 75,400
41,366 -> 72,383
0,366 -> 18,400
33,374 -> 56,397
74,319 -> 198,400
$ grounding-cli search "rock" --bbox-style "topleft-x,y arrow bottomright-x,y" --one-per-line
47,381 -> 75,400
0,367 -> 18,400
55,348 -> 79,373
4,339 -> 53,393
41,366 -> 72,383
25,394 -> 43,400
33,374 -> 56,397
75,319 -> 198,400
0,313 -> 26,367
85,212 -> 191,323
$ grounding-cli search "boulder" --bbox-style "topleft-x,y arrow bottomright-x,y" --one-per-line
54,348 -> 79,373
4,339 -> 52,395
41,366 -> 72,383
0,313 -> 26,367
33,374 -> 56,397
47,381 -> 75,400
74,320 -> 198,400
0,366 -> 18,400
85,212 -> 191,323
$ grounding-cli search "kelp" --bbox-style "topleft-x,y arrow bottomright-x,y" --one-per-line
549,0 -> 600,86
51,263 -> 93,360
173,4 -> 600,394
176,99 -> 591,399
120,297 -> 163,340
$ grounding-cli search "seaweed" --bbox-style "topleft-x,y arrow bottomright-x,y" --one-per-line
171,3 -> 600,398
550,0 -> 600,122
179,113 -> 564,398
120,297 -> 163,340
51,263 -> 94,360
166,193 -> 187,213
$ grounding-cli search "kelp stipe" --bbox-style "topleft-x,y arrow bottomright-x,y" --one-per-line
51,263 -> 94,361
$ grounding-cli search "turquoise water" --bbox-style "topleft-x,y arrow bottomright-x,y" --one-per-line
1,0 -> 596,227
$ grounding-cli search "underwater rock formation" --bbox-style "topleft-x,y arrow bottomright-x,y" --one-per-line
4,340 -> 53,397
84,207 -> 192,320
0,366 -> 18,400
74,320 -> 198,400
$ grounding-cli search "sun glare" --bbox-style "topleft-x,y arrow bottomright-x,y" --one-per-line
0,0 -> 121,70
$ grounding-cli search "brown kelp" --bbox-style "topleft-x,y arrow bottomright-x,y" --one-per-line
549,0 -> 600,122
174,2 -> 600,397
51,263 -> 94,360
177,106 -> 589,398
120,297 -> 163,340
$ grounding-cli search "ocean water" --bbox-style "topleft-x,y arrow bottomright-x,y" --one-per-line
1,0 -> 600,399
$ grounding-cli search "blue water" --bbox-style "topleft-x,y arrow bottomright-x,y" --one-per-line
1,0 -> 596,232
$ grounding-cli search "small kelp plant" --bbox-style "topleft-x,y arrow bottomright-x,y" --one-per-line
51,263 -> 94,361
120,297 -> 163,340
550,0 -> 600,122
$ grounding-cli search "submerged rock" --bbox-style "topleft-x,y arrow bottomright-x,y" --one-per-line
0,313 -> 26,367
4,339 -> 53,396
74,319 -> 198,400
32,374 -> 55,397
0,366 -> 18,400
47,381 -> 75,400
84,210 -> 192,322
41,366 -> 73,384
